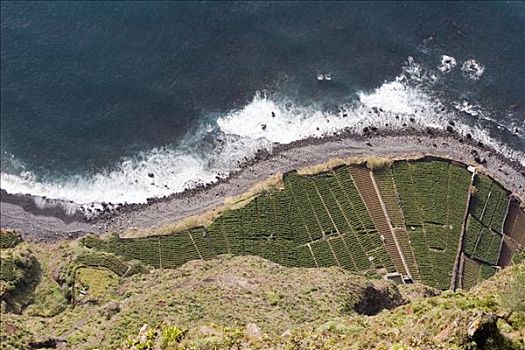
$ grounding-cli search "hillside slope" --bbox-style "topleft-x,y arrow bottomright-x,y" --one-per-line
1,238 -> 524,350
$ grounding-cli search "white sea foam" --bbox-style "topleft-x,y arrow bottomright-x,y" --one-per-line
1,57 -> 523,216
461,58 -> 485,80
438,55 -> 457,73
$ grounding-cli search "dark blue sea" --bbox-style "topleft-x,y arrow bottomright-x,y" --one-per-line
1,1 -> 524,209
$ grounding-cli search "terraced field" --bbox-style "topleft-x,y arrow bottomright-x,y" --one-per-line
83,158 -> 524,290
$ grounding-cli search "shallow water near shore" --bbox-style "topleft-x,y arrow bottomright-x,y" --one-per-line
1,2 -> 524,209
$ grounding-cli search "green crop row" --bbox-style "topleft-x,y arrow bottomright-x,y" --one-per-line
285,173 -> 324,240
461,256 -> 480,290
461,256 -> 497,290
309,239 -> 337,267
391,161 -> 471,288
464,215 -> 502,265
373,168 -> 405,227
294,244 -> 317,268
328,236 -> 357,271
74,251 -> 146,277
470,174 -> 493,220
314,176 -> 352,236
305,178 -> 335,235
392,162 -> 421,226
479,264 -> 497,280
469,174 -> 509,234
407,226 -> 437,288
373,168 -> 421,280
78,160 -> 508,290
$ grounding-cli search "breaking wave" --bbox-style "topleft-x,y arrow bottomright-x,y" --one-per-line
1,56 -> 524,216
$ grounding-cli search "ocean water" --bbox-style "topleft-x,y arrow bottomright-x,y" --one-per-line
1,2 -> 524,214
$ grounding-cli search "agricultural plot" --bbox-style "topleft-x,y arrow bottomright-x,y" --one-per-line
285,173 -> 325,241
189,228 -> 218,260
461,255 -> 497,290
294,244 -> 317,268
503,199 -> 525,246
81,159 -> 518,290
391,160 -> 471,289
350,166 -> 406,276
159,231 -> 201,268
328,236 -> 357,271
203,220 -> 230,255
74,252 -> 145,277
373,168 -> 421,281
82,234 -> 162,268
464,216 -> 502,265
309,239 -> 338,267
470,174 -> 509,233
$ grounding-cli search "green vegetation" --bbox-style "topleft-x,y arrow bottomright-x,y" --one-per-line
391,161 -> 471,289
71,251 -> 145,276
464,216 -> 502,265
461,256 -> 497,290
0,253 -> 403,349
80,159 -> 519,292
3,250 -> 523,350
0,233 -> 41,313
0,229 -> 22,249
471,174 -> 509,232
1,156 -> 524,349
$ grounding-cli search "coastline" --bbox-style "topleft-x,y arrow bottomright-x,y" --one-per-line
1,127 -> 524,241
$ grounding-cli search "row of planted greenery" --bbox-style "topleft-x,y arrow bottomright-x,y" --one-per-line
80,159 -> 515,290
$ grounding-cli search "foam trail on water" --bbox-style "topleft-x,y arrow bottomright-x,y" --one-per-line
1,57 -> 524,216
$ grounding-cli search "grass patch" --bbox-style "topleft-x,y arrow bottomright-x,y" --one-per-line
365,156 -> 393,170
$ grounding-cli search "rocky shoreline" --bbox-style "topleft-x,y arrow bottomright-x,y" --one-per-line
1,126 -> 524,242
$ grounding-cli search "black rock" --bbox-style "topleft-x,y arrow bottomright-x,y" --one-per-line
271,111 -> 276,117
466,133 -> 472,139
366,142 -> 372,147
448,120 -> 456,127
446,125 -> 454,133
148,173 -> 154,178
363,127 -> 369,133
261,124 -> 267,130
474,156 -> 486,165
